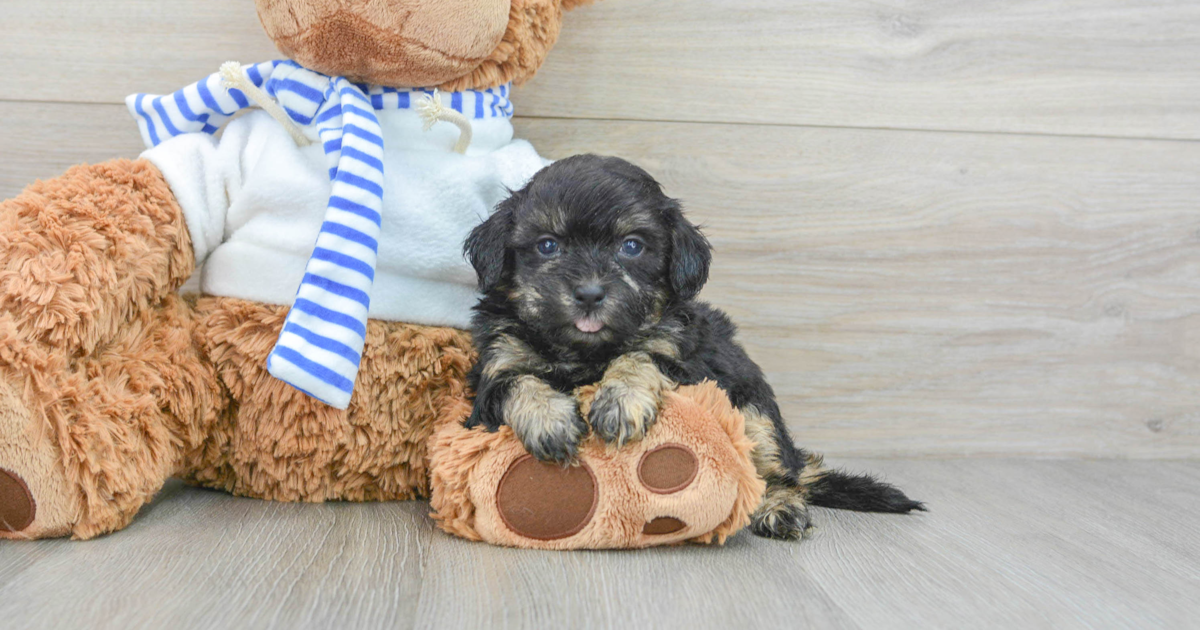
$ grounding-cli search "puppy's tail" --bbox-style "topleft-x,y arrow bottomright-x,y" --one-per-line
805,464 -> 925,513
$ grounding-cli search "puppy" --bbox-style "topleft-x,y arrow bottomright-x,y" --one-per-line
463,154 -> 922,540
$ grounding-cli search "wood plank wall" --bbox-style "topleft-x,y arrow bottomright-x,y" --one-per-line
1,0 -> 1197,458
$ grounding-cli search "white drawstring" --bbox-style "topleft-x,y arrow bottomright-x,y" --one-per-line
416,89 -> 473,154
219,61 -> 312,147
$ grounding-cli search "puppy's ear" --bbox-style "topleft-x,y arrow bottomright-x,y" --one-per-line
666,201 -> 711,301
465,198 -> 516,293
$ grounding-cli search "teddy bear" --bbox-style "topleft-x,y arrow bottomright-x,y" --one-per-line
0,0 -> 766,546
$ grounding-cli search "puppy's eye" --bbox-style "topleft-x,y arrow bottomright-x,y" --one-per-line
536,237 -> 560,256
620,237 -> 645,258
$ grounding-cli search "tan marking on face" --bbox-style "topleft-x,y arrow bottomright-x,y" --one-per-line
617,267 -> 640,292
635,292 -> 668,330
526,205 -> 567,236
615,213 -> 658,236
484,334 -> 547,379
509,285 -> 544,320
504,376 -> 581,449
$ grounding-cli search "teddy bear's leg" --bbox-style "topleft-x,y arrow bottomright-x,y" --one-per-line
0,160 -> 225,539
180,296 -> 475,503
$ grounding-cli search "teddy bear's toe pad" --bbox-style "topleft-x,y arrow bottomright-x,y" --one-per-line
497,456 -> 598,541
0,468 -> 35,533
638,444 -> 699,494
642,516 -> 686,535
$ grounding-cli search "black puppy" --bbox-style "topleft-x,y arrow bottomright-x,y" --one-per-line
463,154 -> 922,540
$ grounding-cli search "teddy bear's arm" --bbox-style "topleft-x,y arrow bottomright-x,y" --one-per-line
0,159 -> 193,354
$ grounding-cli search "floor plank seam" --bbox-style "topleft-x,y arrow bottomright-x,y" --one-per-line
510,113 -> 1200,145
2,98 -> 1200,145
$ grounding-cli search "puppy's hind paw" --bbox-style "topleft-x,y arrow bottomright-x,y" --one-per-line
588,380 -> 659,448
506,376 -> 588,464
750,487 -> 815,542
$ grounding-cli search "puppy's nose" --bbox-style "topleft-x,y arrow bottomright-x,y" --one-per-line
573,284 -> 606,308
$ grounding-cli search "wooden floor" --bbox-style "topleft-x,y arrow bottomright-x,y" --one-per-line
1,459 -> 1195,629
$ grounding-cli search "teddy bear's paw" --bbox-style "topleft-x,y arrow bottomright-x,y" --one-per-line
750,485 -> 815,542
0,380 -> 80,539
505,376 -> 588,464
443,383 -> 768,549
588,379 -> 660,448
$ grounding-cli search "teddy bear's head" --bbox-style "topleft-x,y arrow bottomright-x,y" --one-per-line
255,0 -> 591,91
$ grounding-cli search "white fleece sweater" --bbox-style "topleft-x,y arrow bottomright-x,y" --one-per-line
138,84 -> 547,330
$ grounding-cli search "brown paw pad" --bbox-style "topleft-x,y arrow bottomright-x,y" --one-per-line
638,444 -> 698,494
642,516 -> 686,535
497,455 -> 597,540
0,468 -> 35,533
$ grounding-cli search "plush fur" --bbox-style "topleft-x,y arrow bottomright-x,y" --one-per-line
257,0 -> 510,89
464,155 -> 924,540
257,0 -> 590,91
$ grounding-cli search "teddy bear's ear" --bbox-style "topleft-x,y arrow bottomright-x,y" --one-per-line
439,0 -> 584,92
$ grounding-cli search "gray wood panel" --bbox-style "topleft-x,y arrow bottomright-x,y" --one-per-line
414,523 -> 856,629
798,460 -> 1200,629
0,102 -> 145,196
4,460 -> 1196,629
0,0 -> 278,104
2,101 -> 1198,458
3,1 -> 1200,139
522,0 -> 1200,139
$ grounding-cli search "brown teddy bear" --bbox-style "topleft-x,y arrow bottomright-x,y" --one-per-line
0,0 -> 765,546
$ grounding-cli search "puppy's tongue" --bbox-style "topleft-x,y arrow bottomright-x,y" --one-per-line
575,317 -> 605,333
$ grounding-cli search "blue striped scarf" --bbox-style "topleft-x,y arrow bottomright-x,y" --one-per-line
128,60 -> 513,409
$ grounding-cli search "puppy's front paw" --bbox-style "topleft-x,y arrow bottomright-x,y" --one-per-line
589,380 -> 661,447
505,376 -> 587,464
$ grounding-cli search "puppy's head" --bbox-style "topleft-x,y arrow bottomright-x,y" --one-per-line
465,154 -> 711,349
